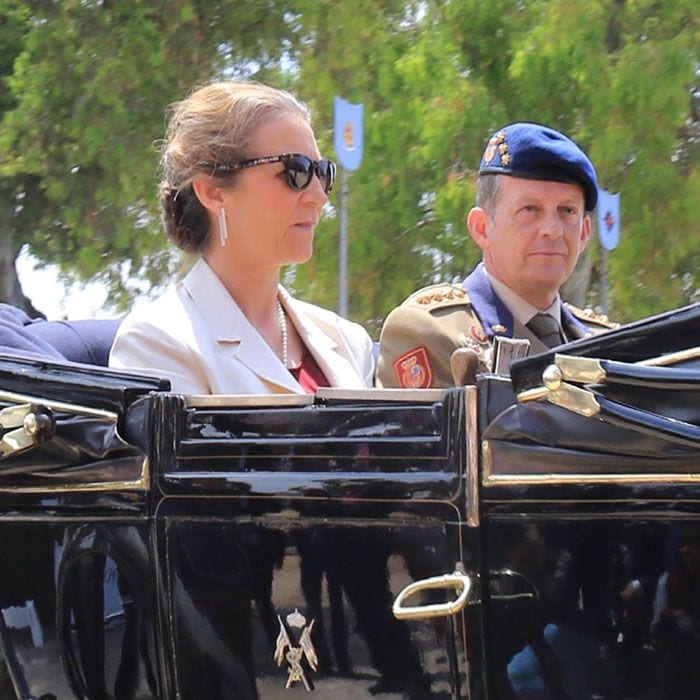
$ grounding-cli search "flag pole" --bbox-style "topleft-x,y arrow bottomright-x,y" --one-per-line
333,95 -> 363,317
600,243 -> 608,316
596,188 -> 621,317
338,165 -> 349,317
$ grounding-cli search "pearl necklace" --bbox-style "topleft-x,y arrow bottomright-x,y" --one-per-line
276,298 -> 289,368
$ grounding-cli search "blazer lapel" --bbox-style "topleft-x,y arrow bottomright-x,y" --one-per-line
562,306 -> 592,340
233,332 -> 302,393
279,289 -> 366,389
183,260 -> 302,393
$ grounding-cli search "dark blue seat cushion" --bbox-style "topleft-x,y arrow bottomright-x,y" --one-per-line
0,304 -> 121,366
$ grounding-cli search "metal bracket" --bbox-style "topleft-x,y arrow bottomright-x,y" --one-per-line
517,355 -> 602,417
551,354 -> 606,384
0,403 -> 55,457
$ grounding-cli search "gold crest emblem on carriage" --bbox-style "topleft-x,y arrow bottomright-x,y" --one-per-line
274,609 -> 318,691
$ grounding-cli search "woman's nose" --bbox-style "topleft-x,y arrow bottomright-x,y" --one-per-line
302,170 -> 329,206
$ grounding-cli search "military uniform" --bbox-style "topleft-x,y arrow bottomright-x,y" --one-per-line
376,264 -> 615,388
377,121 -> 614,389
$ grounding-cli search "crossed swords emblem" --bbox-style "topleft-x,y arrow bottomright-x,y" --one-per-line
273,609 -> 318,691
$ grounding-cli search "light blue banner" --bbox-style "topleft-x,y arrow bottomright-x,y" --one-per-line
597,188 -> 621,251
333,96 -> 364,171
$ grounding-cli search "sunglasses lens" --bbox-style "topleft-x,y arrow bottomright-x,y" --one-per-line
283,155 -> 336,194
318,159 -> 336,194
285,156 -> 314,191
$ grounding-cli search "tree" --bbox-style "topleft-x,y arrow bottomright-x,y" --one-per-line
0,0 -> 296,313
1,0 -> 696,328
0,2 -> 43,313
497,0 -> 699,320
289,0 -> 498,333
291,0 -> 698,328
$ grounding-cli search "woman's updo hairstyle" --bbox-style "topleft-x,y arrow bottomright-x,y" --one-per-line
159,81 -> 311,253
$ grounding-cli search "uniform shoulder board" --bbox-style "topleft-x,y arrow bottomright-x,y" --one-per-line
402,282 -> 472,310
565,303 -> 619,330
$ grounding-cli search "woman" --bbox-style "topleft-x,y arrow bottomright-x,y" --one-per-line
109,81 -> 374,394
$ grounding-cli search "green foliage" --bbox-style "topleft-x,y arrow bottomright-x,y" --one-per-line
293,0 -> 698,327
0,0 -> 697,326
0,0 -> 296,307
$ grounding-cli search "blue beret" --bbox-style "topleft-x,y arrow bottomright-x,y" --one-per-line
478,122 -> 598,211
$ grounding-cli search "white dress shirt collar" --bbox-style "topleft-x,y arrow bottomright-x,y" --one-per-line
483,267 -> 562,324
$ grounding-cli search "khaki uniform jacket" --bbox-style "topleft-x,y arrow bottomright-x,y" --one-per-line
109,258 -> 375,394
376,263 -> 615,389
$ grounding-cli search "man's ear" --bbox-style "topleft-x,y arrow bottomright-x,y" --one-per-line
579,214 -> 592,251
467,207 -> 489,252
191,178 -> 225,215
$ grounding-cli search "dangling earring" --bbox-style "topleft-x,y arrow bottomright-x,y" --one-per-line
218,206 -> 228,247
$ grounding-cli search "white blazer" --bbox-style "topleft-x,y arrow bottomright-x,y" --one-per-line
109,258 -> 375,395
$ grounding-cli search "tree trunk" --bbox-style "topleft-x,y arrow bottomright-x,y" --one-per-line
0,229 -> 45,318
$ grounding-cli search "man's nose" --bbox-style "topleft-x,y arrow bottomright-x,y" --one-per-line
541,210 -> 565,238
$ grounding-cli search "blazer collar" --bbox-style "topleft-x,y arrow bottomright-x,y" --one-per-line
278,288 -> 366,389
181,259 -> 365,391
182,259 -> 301,393
562,305 -> 590,339
464,262 -> 590,341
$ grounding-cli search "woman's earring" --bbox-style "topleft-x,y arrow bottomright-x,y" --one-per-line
218,207 -> 228,247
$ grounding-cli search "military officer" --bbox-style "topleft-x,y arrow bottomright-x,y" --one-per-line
377,122 -> 616,388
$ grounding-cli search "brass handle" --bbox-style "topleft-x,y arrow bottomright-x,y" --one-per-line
392,570 -> 472,620
0,390 -> 118,459
0,404 -> 55,457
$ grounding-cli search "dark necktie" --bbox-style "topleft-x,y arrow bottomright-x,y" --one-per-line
526,312 -> 565,349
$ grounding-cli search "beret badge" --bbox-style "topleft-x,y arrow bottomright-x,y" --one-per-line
483,131 -> 509,166
477,122 -> 599,211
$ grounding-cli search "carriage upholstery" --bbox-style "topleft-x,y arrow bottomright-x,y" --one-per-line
0,304 -> 120,366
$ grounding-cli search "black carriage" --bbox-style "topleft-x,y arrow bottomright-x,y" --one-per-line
0,304 -> 698,699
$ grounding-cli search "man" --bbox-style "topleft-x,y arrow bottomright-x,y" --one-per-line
377,122 -> 615,388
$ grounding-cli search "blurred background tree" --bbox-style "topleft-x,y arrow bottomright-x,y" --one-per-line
0,0 -> 697,329
0,0 -> 294,310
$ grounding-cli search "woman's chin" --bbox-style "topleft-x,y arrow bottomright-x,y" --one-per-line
286,244 -> 314,265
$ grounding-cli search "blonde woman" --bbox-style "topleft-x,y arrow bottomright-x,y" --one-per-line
110,81 -> 373,394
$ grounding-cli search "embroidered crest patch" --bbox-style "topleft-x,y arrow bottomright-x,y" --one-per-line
469,325 -> 488,344
393,347 -> 433,388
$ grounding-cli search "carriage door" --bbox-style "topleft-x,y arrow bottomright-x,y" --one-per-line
479,351 -> 700,700
152,387 -> 481,699
0,354 -> 163,700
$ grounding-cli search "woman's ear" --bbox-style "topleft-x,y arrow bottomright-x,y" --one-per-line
191,178 -> 225,215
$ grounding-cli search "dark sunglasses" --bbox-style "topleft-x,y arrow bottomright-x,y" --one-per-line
207,153 -> 336,194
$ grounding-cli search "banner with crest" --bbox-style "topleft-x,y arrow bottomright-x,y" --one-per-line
597,188 -> 621,251
333,96 -> 364,171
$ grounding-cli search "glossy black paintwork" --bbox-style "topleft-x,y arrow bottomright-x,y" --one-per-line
0,305 -> 697,699
0,384 -> 473,698
159,392 -> 465,505
479,305 -> 700,699
0,354 -> 167,413
150,390 -> 472,699
0,521 -> 157,699
0,355 -> 163,699
511,302 -> 700,392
